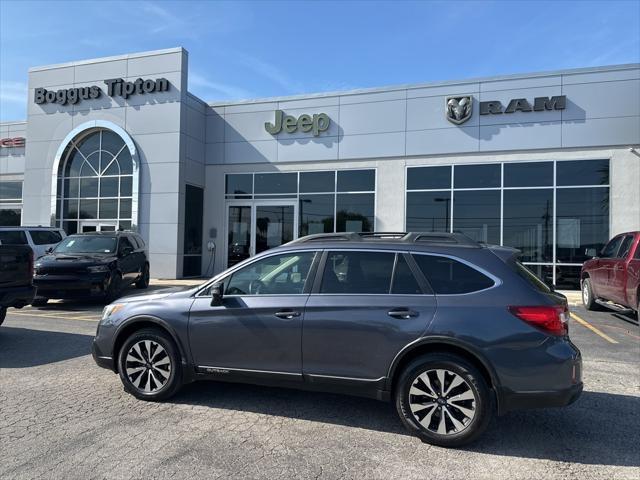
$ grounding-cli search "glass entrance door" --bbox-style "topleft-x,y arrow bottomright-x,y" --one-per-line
226,201 -> 298,267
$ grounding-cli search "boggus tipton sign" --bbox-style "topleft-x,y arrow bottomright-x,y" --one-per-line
34,78 -> 170,106
265,110 -> 330,137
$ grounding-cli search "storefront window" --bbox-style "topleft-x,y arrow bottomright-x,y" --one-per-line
0,208 -> 21,226
299,194 -> 334,235
336,193 -> 374,232
405,159 -> 610,288
183,185 -> 204,277
56,129 -> 134,233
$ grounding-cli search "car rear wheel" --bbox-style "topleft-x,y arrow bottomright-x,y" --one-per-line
0,307 -> 6,326
581,278 -> 601,311
135,263 -> 150,289
117,328 -> 182,401
395,353 -> 492,447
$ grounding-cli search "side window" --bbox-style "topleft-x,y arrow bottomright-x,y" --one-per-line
320,251 -> 395,294
635,240 -> 640,259
118,236 -> 134,254
601,236 -> 623,258
0,231 -> 28,245
391,255 -> 423,294
29,230 -> 63,245
618,235 -> 634,259
413,254 -> 494,294
225,251 -> 316,295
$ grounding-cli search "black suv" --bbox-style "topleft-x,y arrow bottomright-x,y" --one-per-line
33,231 -> 150,305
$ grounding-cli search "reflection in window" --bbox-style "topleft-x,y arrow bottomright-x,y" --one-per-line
254,172 -> 297,194
407,166 -> 451,190
336,193 -> 374,232
56,129 -> 134,234
0,181 -> 23,202
504,162 -> 553,187
321,251 -> 394,294
453,190 -> 500,244
454,164 -> 500,189
406,191 -> 450,232
183,185 -> 204,277
556,187 -> 609,264
299,194 -> 334,235
0,209 -> 21,226
556,159 -> 609,186
503,189 -> 553,262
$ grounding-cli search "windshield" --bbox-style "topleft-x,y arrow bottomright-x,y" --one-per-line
54,236 -> 117,254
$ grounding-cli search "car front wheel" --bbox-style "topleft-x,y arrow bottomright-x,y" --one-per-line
395,353 -> 493,447
117,328 -> 182,401
135,263 -> 150,289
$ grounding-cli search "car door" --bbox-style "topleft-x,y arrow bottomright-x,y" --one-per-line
116,236 -> 138,284
593,235 -> 624,300
609,234 -> 635,305
188,250 -> 319,379
302,250 -> 436,384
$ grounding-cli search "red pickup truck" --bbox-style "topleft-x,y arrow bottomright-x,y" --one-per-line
581,231 -> 640,315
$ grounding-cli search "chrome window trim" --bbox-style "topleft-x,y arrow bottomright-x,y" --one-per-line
410,251 -> 502,295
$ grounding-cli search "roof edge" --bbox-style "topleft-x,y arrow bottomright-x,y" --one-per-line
204,62 -> 640,107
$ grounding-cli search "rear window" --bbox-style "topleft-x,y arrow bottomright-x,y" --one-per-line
511,261 -> 552,293
412,254 -> 494,294
0,230 -> 28,245
29,230 -> 63,245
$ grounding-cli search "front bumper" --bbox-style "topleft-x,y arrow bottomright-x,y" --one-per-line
92,338 -> 116,372
0,285 -> 36,308
34,272 -> 111,299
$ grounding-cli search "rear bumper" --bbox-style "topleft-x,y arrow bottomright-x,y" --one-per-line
500,382 -> 583,412
34,273 -> 110,299
0,285 -> 36,308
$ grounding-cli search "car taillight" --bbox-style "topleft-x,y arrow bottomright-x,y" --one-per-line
508,305 -> 569,336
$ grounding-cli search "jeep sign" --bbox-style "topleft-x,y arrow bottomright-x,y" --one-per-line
265,110 -> 330,137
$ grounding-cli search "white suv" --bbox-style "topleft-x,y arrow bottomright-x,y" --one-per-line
0,226 -> 66,259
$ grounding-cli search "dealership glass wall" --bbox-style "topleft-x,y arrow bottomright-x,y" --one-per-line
225,169 -> 376,236
0,180 -> 23,226
406,159 -> 610,288
183,184 -> 204,277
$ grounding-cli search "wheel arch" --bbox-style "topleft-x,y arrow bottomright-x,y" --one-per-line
386,338 -> 500,408
112,315 -> 189,373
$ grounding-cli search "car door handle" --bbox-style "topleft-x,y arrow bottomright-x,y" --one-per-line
387,309 -> 419,319
274,310 -> 301,319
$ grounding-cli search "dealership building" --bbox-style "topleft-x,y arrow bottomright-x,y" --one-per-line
1,47 -> 638,287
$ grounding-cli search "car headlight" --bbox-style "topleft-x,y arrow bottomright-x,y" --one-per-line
101,303 -> 125,322
88,265 -> 109,273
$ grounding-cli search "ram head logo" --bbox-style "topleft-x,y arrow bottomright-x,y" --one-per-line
446,96 -> 473,125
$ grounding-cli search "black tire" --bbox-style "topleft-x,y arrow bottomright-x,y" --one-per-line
581,278 -> 602,311
117,328 -> 182,401
395,353 -> 493,448
135,263 -> 150,289
0,307 -> 6,326
31,297 -> 48,307
105,273 -> 122,304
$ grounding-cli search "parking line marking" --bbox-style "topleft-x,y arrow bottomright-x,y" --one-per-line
570,312 -> 619,344
8,311 -> 100,322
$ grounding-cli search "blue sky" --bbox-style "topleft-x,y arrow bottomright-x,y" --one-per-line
1,0 -> 639,121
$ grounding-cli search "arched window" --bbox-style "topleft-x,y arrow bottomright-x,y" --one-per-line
55,129 -> 134,234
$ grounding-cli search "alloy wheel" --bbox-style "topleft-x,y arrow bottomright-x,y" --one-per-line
582,282 -> 589,305
408,369 -> 477,435
125,340 -> 172,393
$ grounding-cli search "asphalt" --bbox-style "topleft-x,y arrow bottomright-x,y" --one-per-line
0,285 -> 638,480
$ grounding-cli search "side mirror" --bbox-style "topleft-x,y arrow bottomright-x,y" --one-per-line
120,246 -> 133,257
585,248 -> 597,258
45,247 -> 53,254
210,282 -> 224,307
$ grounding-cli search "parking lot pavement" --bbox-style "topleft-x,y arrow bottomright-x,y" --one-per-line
1,297 -> 638,480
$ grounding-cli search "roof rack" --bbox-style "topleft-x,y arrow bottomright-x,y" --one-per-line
287,231 -> 481,247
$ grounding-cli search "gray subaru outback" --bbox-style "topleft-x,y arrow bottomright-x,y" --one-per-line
92,232 -> 582,447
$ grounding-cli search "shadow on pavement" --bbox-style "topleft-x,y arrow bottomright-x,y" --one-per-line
0,327 -> 93,368
172,383 -> 639,466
